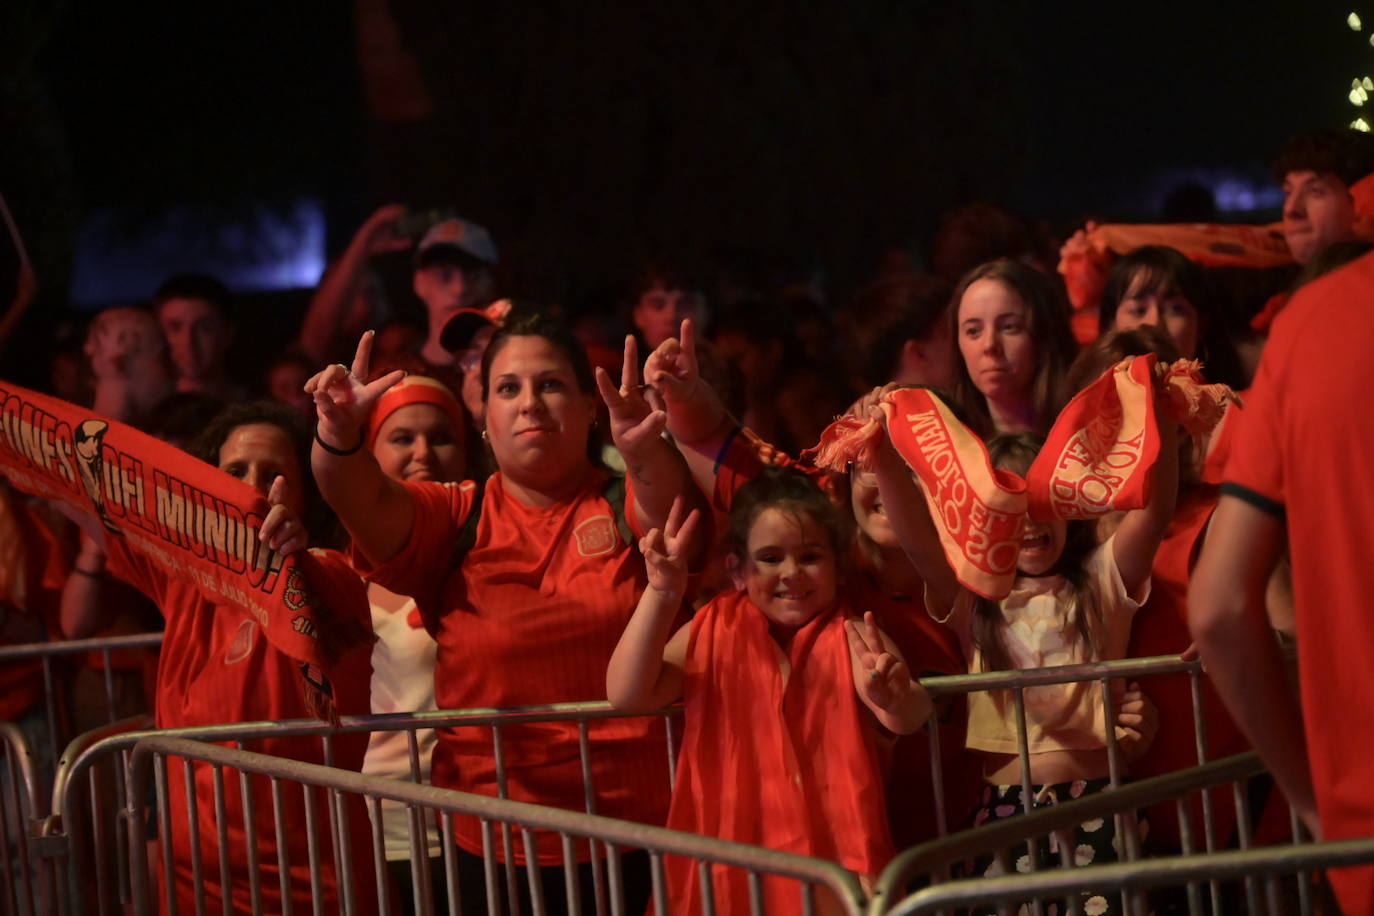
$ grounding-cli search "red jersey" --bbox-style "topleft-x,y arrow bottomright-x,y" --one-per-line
105,536 -> 376,914
0,488 -> 68,720
1127,485 -> 1250,850
356,471 -> 671,864
1223,251 -> 1374,910
666,591 -> 891,914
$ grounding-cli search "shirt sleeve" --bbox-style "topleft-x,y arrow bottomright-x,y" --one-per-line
1091,534 -> 1151,616
711,425 -> 834,513
1220,339 -> 1286,519
101,531 -> 172,612
348,479 -> 478,613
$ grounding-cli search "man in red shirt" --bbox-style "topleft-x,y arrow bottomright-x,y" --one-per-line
1190,250 -> 1374,910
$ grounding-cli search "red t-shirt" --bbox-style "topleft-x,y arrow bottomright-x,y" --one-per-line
356,471 -> 671,864
1223,250 -> 1374,909
1127,485 -> 1250,850
105,537 -> 375,914
0,490 -> 68,720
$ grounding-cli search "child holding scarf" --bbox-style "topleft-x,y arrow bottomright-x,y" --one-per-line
863,373 -> 1179,916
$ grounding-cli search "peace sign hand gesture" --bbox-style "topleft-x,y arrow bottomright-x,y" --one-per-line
596,334 -> 667,462
639,496 -> 700,600
304,330 -> 406,454
846,611 -> 929,735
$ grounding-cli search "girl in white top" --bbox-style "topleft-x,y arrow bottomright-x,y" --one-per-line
873,424 -> 1176,915
360,373 -> 470,910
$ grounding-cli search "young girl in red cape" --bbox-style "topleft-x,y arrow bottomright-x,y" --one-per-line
607,468 -> 932,915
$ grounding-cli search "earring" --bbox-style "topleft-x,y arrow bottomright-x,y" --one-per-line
480,429 -> 488,442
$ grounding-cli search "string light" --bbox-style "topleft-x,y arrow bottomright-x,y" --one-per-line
1354,118 -> 1372,132
1351,11 -> 1364,29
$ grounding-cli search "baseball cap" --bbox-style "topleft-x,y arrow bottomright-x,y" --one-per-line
440,298 -> 515,353
416,217 -> 499,269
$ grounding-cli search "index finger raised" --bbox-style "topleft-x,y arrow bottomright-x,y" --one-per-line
351,330 -> 376,379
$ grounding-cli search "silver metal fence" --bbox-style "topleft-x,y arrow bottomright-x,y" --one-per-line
0,632 -> 163,776
0,723 -> 43,916
13,650 -> 1291,915
0,632 -> 162,916
871,752 -> 1270,915
871,752 -> 1344,916
46,701 -> 683,916
894,652 -> 1295,916
124,735 -> 868,916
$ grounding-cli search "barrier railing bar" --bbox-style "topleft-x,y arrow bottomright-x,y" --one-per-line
301,781 -> 323,916
884,837 -> 1374,915
123,737 -> 865,913
870,752 -> 1265,911
211,763 -> 230,916
563,831 -> 582,916
0,633 -> 165,662
271,776 -> 293,916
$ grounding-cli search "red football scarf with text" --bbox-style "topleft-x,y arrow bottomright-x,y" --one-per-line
665,590 -> 891,915
0,380 -> 370,720
808,356 -> 1232,599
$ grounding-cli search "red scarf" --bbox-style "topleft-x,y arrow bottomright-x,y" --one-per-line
665,590 -> 891,914
0,381 -> 371,720
808,357 -> 1232,599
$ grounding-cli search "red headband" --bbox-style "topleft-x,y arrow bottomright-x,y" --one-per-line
367,375 -> 467,451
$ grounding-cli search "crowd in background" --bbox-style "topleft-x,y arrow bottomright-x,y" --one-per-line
3,124 -> 1374,914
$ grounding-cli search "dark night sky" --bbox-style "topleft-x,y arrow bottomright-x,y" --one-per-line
1,0 -> 1367,316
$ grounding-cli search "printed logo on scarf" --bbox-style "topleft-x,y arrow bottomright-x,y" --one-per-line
224,618 -> 256,664
574,515 -> 618,557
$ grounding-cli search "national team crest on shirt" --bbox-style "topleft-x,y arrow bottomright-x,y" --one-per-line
573,515 -> 618,557
224,618 -> 257,664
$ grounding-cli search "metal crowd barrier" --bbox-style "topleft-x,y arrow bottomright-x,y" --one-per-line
917,653 -> 1240,844
0,632 -> 163,777
0,632 -> 162,916
12,651 -> 1290,915
44,701 -> 683,916
870,753 -> 1338,916
883,839 -> 1364,916
881,649 -> 1300,916
123,736 -> 866,916
0,723 -> 43,916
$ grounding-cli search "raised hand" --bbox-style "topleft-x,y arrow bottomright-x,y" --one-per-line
845,383 -> 900,422
847,611 -> 917,720
304,330 -> 406,453
349,204 -> 413,258
595,334 -> 667,460
258,475 -> 310,555
639,496 -> 700,598
644,317 -> 701,405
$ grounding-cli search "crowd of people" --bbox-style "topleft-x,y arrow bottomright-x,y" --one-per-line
2,124 -> 1374,914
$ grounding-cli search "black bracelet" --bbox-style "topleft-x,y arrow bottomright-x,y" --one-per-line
314,426 -> 365,457
72,566 -> 104,578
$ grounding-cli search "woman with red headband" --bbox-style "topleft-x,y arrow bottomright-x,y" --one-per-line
360,374 -> 470,910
